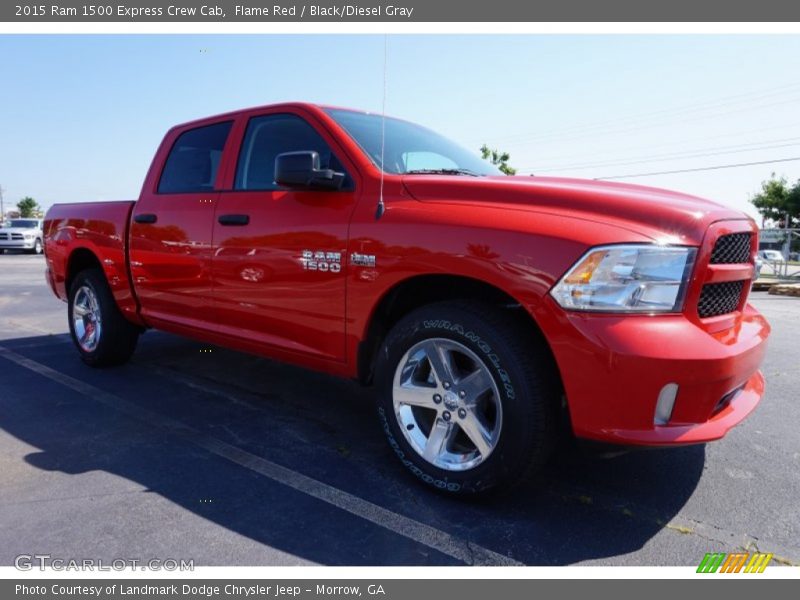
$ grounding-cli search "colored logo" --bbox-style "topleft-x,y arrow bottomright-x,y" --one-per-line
697,552 -> 773,573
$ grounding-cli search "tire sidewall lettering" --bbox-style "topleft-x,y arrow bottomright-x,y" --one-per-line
377,407 -> 461,492
422,319 -> 515,400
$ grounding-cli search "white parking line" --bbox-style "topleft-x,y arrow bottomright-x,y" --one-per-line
0,345 -> 521,566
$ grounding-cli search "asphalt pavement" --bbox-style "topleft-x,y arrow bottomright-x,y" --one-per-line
0,252 -> 798,566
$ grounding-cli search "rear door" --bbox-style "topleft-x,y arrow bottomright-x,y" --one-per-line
129,120 -> 233,330
211,110 -> 360,362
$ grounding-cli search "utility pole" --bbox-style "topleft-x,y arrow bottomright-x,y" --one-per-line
783,211 -> 792,278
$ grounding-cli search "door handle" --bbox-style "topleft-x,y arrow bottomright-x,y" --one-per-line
218,214 -> 250,226
134,213 -> 158,224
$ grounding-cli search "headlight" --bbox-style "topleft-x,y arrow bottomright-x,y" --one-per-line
550,245 -> 696,313
24,234 -> 34,239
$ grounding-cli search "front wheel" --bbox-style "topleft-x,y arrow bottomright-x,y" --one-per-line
68,269 -> 140,367
375,301 -> 559,496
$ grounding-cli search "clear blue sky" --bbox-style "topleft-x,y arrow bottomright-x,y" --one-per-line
2,34 -> 800,221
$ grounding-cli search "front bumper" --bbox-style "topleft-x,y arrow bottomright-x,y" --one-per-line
534,297 -> 770,446
0,240 -> 37,249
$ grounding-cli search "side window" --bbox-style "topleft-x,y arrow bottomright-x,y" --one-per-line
235,114 -> 351,191
158,121 -> 232,194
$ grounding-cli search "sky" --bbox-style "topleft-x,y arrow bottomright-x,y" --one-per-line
2,34 -> 800,221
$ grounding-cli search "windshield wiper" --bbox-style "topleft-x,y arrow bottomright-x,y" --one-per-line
403,168 -> 481,177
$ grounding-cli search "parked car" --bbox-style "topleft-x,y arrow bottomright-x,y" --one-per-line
0,218 -> 44,254
758,249 -> 785,263
43,103 -> 770,495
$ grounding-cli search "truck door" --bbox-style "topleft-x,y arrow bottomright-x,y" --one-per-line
129,120 -> 233,330
211,111 -> 359,362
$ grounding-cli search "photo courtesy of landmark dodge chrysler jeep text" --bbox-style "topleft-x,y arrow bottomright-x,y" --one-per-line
43,103 -> 770,494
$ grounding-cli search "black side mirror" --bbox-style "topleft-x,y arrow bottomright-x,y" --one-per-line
274,151 -> 345,190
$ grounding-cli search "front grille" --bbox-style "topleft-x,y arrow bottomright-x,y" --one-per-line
698,280 -> 745,318
710,232 -> 752,264
0,233 -> 25,241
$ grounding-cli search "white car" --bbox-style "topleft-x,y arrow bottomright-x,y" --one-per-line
0,218 -> 44,254
758,249 -> 785,263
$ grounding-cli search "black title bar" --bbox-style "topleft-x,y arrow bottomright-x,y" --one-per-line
5,0 -> 800,22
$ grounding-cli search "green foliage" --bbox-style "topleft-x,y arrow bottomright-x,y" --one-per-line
16,197 -> 40,218
750,174 -> 800,227
480,144 -> 517,176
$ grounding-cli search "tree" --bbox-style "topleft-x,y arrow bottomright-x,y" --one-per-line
480,144 -> 517,175
749,174 -> 800,228
17,197 -> 40,218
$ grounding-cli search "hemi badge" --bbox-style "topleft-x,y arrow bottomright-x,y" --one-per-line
350,252 -> 376,267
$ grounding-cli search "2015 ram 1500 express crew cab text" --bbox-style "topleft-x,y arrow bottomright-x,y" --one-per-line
43,103 -> 770,494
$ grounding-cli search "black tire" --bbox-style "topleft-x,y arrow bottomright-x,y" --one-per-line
68,268 -> 140,367
374,301 -> 559,496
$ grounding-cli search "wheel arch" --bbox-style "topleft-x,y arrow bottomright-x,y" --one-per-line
65,247 -> 104,294
356,273 -> 559,387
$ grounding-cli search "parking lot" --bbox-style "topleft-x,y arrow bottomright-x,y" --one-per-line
0,252 -> 798,567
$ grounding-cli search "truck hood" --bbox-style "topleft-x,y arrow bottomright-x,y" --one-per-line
0,227 -> 38,234
401,175 -> 751,245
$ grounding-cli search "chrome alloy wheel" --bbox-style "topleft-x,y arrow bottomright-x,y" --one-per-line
72,285 -> 103,353
392,338 -> 503,471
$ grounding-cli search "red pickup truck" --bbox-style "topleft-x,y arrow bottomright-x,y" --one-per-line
44,103 -> 770,494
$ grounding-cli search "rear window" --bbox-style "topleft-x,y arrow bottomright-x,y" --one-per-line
158,121 -> 232,194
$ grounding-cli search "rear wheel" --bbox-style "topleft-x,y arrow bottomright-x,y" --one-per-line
68,269 -> 140,367
375,301 -> 559,495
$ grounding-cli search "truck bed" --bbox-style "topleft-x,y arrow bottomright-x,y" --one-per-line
44,201 -> 142,323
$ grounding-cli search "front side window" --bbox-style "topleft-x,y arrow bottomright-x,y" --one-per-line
158,121 -> 232,194
235,114 -> 351,191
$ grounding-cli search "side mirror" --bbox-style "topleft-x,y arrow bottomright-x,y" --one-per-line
274,151 -> 345,190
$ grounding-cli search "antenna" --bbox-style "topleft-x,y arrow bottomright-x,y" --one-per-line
375,34 -> 388,220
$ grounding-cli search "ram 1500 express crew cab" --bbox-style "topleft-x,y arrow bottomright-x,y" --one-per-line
44,103 -> 770,494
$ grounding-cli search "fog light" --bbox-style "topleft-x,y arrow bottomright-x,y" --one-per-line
655,383 -> 679,425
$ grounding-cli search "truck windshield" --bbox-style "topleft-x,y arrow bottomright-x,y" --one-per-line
8,220 -> 39,228
325,108 -> 500,176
